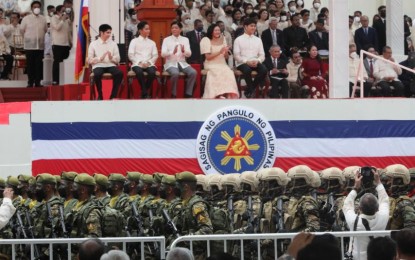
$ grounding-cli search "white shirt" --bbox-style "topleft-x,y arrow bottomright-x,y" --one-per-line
125,18 -> 139,37
16,0 -> 31,14
6,23 -> 22,48
373,57 -> 402,81
233,33 -> 265,67
88,38 -> 120,69
343,184 -> 389,260
0,0 -> 17,12
161,34 -> 192,70
0,198 -> 16,229
310,7 -> 320,22
349,53 -> 368,82
128,35 -> 158,67
50,14 -> 72,46
20,13 -> 47,50
287,60 -> 301,83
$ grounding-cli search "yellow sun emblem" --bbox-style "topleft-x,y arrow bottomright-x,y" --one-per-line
215,124 -> 260,171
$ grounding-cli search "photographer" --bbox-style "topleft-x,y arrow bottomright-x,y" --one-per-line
0,187 -> 16,229
343,168 -> 390,260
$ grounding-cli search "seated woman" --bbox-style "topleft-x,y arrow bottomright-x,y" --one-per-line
200,23 -> 239,99
301,45 -> 328,98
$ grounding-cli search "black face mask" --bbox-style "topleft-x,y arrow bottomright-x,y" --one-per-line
72,188 -> 80,200
174,187 -> 182,197
58,185 -> 67,198
35,189 -> 46,201
213,4 -> 219,8
159,188 -> 167,199
225,10 -> 232,15
0,187 -> 4,198
14,187 -> 22,196
149,185 -> 158,196
108,187 -> 115,196
123,183 -> 131,194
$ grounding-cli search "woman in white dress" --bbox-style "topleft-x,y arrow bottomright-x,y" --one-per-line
200,23 -> 239,99
256,9 -> 269,37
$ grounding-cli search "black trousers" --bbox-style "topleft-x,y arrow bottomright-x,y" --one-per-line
349,81 -> 371,97
52,45 -> 70,84
237,63 -> 267,94
0,54 -> 14,79
25,49 -> 44,86
93,66 -> 123,99
378,80 -> 405,97
132,66 -> 156,97
270,78 -> 289,98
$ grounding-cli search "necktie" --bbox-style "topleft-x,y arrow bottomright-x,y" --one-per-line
196,32 -> 200,42
273,58 -> 277,68
272,30 -> 277,45
364,28 -> 368,35
369,60 -> 374,77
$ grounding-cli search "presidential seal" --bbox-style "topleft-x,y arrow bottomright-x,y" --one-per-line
196,106 -> 277,175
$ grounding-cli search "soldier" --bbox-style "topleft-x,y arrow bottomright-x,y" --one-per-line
148,173 -> 167,240
318,167 -> 345,231
55,175 -> 61,197
408,168 -> 415,199
59,171 -> 78,216
195,174 -> 210,198
125,172 -> 142,204
69,173 -> 102,238
285,165 -> 320,232
136,174 -> 155,233
17,174 -> 34,209
220,173 -> 242,233
175,171 -> 213,260
383,164 -> 415,230
107,173 -> 129,215
93,173 -> 111,206
238,171 -> 261,234
207,174 -> 224,205
27,177 -> 39,210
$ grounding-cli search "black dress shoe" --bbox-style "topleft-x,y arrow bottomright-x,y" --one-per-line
97,96 -> 103,100
244,91 -> 253,99
184,94 -> 193,98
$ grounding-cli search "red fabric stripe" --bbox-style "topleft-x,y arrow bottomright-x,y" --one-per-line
0,102 -> 31,125
32,156 -> 415,175
0,114 -> 8,125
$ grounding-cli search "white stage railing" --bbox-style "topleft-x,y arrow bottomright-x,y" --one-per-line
352,50 -> 415,98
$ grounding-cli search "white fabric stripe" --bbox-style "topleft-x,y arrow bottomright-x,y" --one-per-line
32,137 -> 415,160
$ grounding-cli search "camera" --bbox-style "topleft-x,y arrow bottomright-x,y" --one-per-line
360,166 -> 376,188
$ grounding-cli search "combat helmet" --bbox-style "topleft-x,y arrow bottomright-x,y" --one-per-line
287,165 -> 315,196
240,171 -> 259,193
220,173 -> 241,195
384,164 -> 410,196
342,166 -> 360,191
320,167 -> 345,193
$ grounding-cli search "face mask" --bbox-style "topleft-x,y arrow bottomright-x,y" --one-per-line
72,188 -> 80,200
196,27 -> 203,32
65,8 -> 71,14
183,18 -> 191,25
313,3 -> 320,9
123,183 -> 131,194
289,6 -> 296,12
14,187 -> 22,196
33,8 -> 40,15
275,16 -> 281,22
49,12 -> 54,17
107,184 -> 115,196
35,188 -> 46,201
225,10 -> 232,15
280,16 -> 287,22
129,3 -> 135,8
260,6 -> 266,10
297,0 -> 303,6
246,9 -> 253,14
149,185 -> 158,196
354,16 -> 360,23
213,4 -> 219,8
159,188 -> 167,199
131,14 -> 137,20
58,185 -> 67,198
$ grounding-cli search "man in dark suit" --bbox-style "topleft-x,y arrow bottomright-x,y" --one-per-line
282,14 -> 309,56
373,5 -> 386,54
261,17 -> 284,57
185,19 -> 205,64
262,45 -> 289,98
308,19 -> 329,52
354,15 -> 378,55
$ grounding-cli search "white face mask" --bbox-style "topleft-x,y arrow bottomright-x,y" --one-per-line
297,0 -> 303,6
33,8 -> 40,15
289,6 -> 296,12
49,12 -> 54,17
129,3 -> 135,9
131,14 -> 137,20
354,16 -> 360,23
280,16 -> 287,22
65,8 -> 71,14
246,9 -> 253,14
275,16 -> 281,22
183,18 -> 191,25
313,3 -> 321,9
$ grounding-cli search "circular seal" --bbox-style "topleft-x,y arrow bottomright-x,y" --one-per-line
196,106 -> 277,175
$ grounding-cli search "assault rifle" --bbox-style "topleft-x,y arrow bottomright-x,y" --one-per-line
58,205 -> 69,238
46,202 -> 57,238
131,202 -> 143,236
24,209 -> 41,259
148,209 -> 160,258
275,197 -> 285,232
227,195 -> 234,233
162,209 -> 180,238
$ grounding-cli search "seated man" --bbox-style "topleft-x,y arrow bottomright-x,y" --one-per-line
349,43 -> 371,97
399,51 -> 415,97
0,34 -> 13,80
286,50 -> 303,98
161,21 -> 196,98
234,17 -> 266,98
128,21 -> 158,99
87,24 -> 123,100
373,46 -> 405,97
262,45 -> 289,98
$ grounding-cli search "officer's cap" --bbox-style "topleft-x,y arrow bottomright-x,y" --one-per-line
175,171 -> 197,182
126,171 -> 142,182
108,173 -> 126,183
141,174 -> 154,184
93,173 -> 109,187
0,177 -> 5,187
153,172 -> 167,183
61,171 -> 78,181
161,175 -> 176,186
74,173 -> 96,186
36,173 -> 57,185
17,174 -> 34,183
6,176 -> 19,187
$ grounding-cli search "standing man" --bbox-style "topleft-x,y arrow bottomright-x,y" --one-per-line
185,19 -> 205,64
282,14 -> 309,55
50,5 -> 72,85
0,187 -> 15,229
161,21 -> 197,98
261,17 -> 284,58
20,1 -> 47,87
354,15 -> 378,55
234,17 -> 266,98
88,24 -> 123,100
263,45 -> 289,98
128,21 -> 158,99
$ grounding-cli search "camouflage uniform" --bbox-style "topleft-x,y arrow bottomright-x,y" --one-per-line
93,173 -> 111,207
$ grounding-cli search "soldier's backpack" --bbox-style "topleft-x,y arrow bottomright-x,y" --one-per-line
97,202 -> 126,237
189,197 -> 230,233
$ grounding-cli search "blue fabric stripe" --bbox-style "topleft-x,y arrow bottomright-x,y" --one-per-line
31,120 -> 415,140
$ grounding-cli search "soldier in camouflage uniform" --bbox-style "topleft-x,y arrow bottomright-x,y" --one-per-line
93,173 -> 110,206
285,165 -> 320,232
148,173 -> 167,237
383,164 -> 415,230
124,172 -> 142,204
408,168 -> 415,199
175,171 -> 213,260
236,171 -> 261,234
17,175 -> 34,209
318,167 -> 346,231
195,174 -> 211,198
107,173 -> 129,216
220,173 -> 242,234
68,173 -> 102,238
58,171 -> 78,216
137,174 -> 155,236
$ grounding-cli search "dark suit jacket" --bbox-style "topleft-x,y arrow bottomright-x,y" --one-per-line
373,19 -> 386,53
354,27 -> 378,55
282,26 -> 309,54
261,28 -> 284,57
308,30 -> 329,51
185,30 -> 205,64
263,56 -> 289,78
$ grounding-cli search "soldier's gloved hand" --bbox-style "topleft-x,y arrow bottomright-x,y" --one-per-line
242,212 -> 250,221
